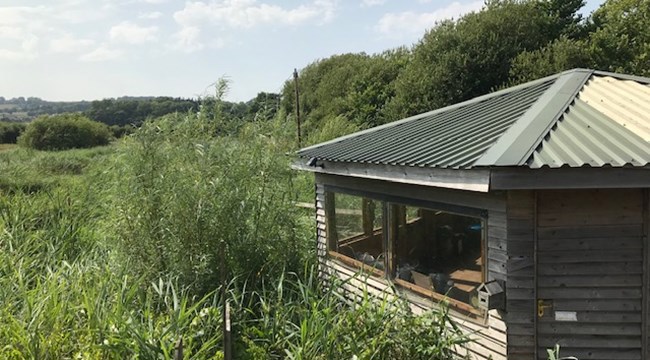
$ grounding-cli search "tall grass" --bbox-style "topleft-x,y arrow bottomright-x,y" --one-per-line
0,106 -> 474,359
230,268 -> 470,360
104,111 -> 311,295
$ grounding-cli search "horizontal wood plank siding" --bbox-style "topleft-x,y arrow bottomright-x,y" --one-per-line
316,183 -> 328,279
314,173 -> 507,360
506,190 -> 536,360
536,189 -> 645,360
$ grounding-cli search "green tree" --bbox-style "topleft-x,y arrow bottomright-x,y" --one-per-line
0,122 -> 26,144
509,36 -> 592,84
588,0 -> 650,76
18,113 -> 112,150
385,0 -> 572,119
281,49 -> 408,139
536,0 -> 587,39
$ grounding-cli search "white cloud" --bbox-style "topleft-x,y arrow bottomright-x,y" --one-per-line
375,1 -> 483,36
0,34 -> 39,61
0,23 -> 40,61
173,0 -> 337,29
139,11 -> 163,19
109,21 -> 159,44
142,0 -> 168,3
0,26 -> 24,40
172,26 -> 205,52
361,0 -> 385,7
50,34 -> 94,53
0,6 -> 47,26
0,3 -> 115,62
80,45 -> 123,62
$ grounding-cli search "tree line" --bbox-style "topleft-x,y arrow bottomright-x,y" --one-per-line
2,0 -> 646,147
281,0 -> 648,145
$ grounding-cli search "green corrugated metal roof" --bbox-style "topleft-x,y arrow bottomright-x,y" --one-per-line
297,69 -> 650,169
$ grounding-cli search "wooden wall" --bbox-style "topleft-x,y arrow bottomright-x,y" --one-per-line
505,190 -> 537,359
505,189 -> 649,359
314,173 -> 508,360
535,189 -> 646,360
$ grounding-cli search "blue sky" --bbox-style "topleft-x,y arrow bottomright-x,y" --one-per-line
0,0 -> 605,102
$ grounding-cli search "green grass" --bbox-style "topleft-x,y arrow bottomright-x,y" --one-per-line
0,113 -> 472,359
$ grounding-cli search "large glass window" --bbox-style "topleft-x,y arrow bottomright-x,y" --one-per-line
325,191 -> 485,313
327,192 -> 384,273
391,205 -> 484,308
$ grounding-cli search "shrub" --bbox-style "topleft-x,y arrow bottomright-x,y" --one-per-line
18,113 -> 112,150
110,124 -> 136,138
107,111 -> 311,296
0,122 -> 26,144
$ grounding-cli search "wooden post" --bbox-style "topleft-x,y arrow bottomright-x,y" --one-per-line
533,190 -> 539,360
642,189 -> 649,358
362,198 -> 375,237
174,337 -> 183,360
324,192 -> 338,250
220,242 -> 232,360
293,68 -> 302,148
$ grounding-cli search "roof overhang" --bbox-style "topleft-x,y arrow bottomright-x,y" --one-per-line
292,159 -> 490,192
489,167 -> 650,190
293,158 -> 650,192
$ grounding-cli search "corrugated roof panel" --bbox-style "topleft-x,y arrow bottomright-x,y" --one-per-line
298,76 -> 557,169
528,99 -> 650,168
580,76 -> 650,141
298,69 -> 650,172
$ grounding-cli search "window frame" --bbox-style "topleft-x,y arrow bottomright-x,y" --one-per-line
324,185 -> 488,318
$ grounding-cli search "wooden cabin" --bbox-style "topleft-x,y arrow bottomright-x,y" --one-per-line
293,69 -> 650,360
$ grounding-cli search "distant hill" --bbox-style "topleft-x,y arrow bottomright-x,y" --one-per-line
0,92 -> 281,127
0,97 -> 91,122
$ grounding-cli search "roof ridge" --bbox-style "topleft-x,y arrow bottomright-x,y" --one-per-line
474,69 -> 594,167
592,70 -> 650,84
297,71 -> 564,155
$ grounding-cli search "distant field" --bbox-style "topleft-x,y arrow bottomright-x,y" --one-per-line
0,144 -> 17,152
0,104 -> 17,110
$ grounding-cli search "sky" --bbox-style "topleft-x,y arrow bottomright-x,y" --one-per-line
0,0 -> 605,103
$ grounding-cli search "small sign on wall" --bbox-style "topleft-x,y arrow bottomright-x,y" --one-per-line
554,311 -> 578,322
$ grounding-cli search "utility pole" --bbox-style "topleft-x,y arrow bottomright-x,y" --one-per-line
293,68 -> 302,148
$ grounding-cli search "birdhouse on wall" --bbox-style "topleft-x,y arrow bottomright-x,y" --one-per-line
476,281 -> 505,311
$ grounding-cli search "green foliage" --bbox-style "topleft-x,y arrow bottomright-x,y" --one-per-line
107,110 -> 310,295
109,124 -> 136,138
230,269 -> 469,360
86,97 -> 199,126
546,344 -> 578,360
385,0 -> 567,119
0,143 -> 468,358
0,122 -> 26,144
282,49 -> 409,138
509,37 -> 592,84
0,97 -> 91,122
0,146 -> 113,193
18,113 -> 112,151
535,0 -> 587,39
589,0 -> 650,76
305,115 -> 361,146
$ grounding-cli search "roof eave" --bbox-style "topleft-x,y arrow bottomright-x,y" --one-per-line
292,159 -> 491,192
